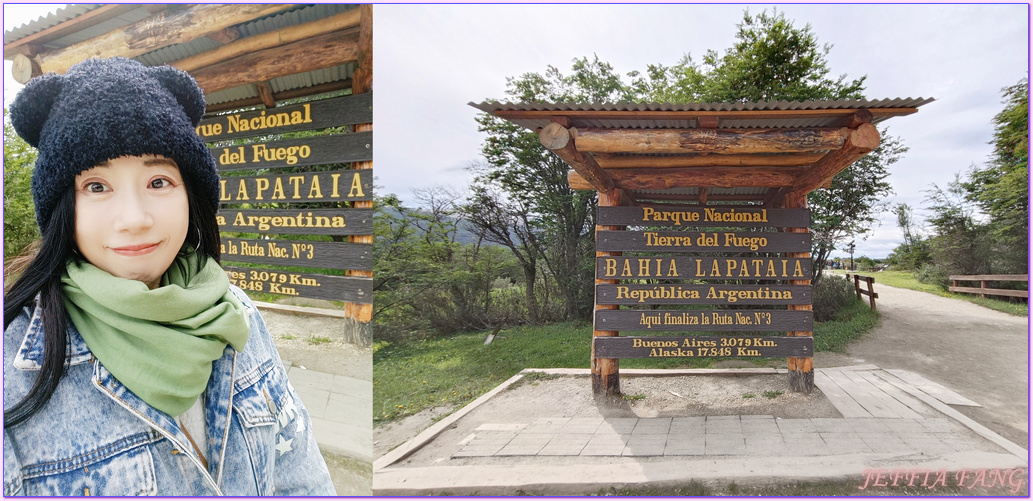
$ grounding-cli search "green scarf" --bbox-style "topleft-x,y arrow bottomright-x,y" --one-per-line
62,251 -> 250,416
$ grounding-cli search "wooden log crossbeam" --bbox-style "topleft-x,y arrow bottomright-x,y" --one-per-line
573,127 -> 851,155
173,8 -> 362,73
190,29 -> 360,94
11,4 -> 296,83
788,123 -> 881,194
540,123 -> 615,192
568,166 -> 801,191
595,153 -> 825,169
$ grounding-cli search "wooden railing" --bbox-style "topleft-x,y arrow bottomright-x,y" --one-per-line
949,275 -> 1029,299
845,273 -> 878,311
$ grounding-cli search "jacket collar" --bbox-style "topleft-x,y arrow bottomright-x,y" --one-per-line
12,299 -> 94,370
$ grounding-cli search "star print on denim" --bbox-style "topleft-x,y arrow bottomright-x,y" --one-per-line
275,436 -> 294,456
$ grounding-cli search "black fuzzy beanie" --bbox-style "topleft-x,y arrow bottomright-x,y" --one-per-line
10,57 -> 219,233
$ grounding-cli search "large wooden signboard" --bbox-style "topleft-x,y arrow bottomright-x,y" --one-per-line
205,93 -> 373,303
593,205 -> 813,366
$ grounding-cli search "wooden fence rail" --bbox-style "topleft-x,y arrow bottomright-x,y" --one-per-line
949,274 -> 1029,299
845,273 -> 878,311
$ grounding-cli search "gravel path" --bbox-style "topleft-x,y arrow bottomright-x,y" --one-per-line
816,282 -> 1028,448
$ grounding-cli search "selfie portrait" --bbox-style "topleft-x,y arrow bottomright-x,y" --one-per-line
3,4 -> 372,496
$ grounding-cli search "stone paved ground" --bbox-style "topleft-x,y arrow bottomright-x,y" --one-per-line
452,416 -> 997,458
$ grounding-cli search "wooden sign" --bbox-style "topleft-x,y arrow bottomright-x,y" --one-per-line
597,257 -> 811,280
594,336 -> 813,358
196,93 -> 373,141
219,170 -> 372,203
217,208 -> 373,236
595,309 -> 813,331
224,266 -> 371,303
598,206 -> 810,228
221,238 -> 371,270
596,284 -> 811,305
597,230 -> 810,252
211,132 -> 372,171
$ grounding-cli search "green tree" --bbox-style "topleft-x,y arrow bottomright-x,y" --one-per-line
639,9 -> 898,282
924,174 -> 992,276
963,78 -> 1028,273
472,57 -> 618,321
885,203 -> 931,270
3,112 -> 40,260
631,9 -> 865,103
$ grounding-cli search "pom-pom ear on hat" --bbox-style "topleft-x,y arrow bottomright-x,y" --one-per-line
149,65 -> 206,127
9,72 -> 64,148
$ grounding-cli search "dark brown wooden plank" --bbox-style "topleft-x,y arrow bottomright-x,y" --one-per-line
598,206 -> 809,227
217,208 -> 372,236
220,238 -> 370,270
596,284 -> 812,305
197,93 -> 373,142
594,335 -> 813,358
949,286 -> 1028,298
595,309 -> 813,332
949,274 -> 1028,282
219,170 -> 372,203
596,257 -> 811,280
224,266 -> 370,303
596,230 -> 810,252
211,132 -> 372,171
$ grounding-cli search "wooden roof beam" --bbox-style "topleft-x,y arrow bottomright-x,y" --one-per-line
541,123 -> 615,192
632,192 -> 767,203
191,29 -> 359,94
11,4 -> 295,83
174,8 -> 361,73
790,123 -> 881,194
204,79 -> 352,114
574,127 -> 850,155
568,167 -> 798,191
596,153 -> 824,169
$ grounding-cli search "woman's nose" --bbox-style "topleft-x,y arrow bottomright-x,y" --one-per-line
112,189 -> 155,232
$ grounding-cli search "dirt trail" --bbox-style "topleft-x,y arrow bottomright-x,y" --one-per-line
816,282 -> 1029,448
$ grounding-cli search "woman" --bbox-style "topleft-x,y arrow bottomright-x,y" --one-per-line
3,57 -> 335,496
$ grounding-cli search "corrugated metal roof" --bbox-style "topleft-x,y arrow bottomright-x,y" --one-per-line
471,97 -> 934,130
4,4 -> 99,41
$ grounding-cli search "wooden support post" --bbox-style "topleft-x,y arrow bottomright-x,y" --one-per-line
593,189 -> 625,397
783,191 -> 814,393
343,4 -> 373,345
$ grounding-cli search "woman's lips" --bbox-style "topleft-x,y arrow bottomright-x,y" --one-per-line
111,243 -> 159,256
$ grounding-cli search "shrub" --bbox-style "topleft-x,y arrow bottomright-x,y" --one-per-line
812,275 -> 856,322
915,263 -> 951,290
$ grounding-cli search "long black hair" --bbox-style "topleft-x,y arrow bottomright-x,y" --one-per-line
3,173 -> 222,429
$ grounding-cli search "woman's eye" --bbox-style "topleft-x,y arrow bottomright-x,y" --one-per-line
150,178 -> 172,189
85,182 -> 107,193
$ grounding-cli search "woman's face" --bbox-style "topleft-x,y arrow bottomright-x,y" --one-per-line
74,155 -> 189,289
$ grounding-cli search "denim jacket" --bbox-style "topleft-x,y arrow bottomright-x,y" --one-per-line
3,286 -> 336,496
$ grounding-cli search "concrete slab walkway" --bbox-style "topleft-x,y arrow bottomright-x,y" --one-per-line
287,366 -> 372,462
373,368 -> 1028,496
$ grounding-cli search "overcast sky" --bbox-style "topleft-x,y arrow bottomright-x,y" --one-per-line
5,4 -> 1029,258
373,3 -> 1028,258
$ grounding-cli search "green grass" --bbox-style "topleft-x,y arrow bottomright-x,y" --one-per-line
832,270 -> 1028,317
374,300 -> 879,424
